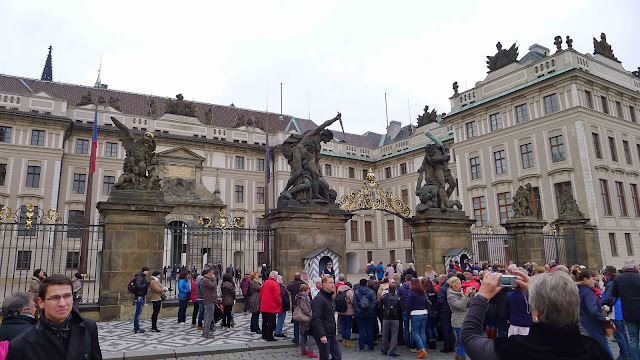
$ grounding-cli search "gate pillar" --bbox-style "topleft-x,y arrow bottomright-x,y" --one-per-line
553,217 -> 600,270
97,190 -> 174,321
503,219 -> 547,266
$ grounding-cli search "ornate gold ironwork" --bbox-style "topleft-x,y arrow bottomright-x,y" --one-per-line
199,208 -> 245,230
233,217 -> 245,228
219,209 -> 227,230
25,203 -> 34,230
549,223 -> 564,236
339,168 -> 412,218
0,206 -> 12,223
47,209 -> 62,224
199,217 -> 213,228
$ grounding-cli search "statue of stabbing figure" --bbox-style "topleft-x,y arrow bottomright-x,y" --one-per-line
416,130 -> 462,212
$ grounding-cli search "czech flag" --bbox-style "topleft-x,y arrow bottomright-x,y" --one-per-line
90,109 -> 98,174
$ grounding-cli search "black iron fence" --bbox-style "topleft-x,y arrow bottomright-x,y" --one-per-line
471,229 -> 518,265
543,228 -> 577,266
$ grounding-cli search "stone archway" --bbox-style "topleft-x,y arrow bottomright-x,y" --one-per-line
346,252 -> 359,274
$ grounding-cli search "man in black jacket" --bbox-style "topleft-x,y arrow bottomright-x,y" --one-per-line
380,283 -> 403,357
7,274 -> 102,359
437,274 -> 454,353
133,266 -> 150,333
606,258 -> 640,360
311,276 -> 341,360
287,272 -> 305,344
0,291 -> 37,341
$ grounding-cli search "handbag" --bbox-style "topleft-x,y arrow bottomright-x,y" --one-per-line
603,319 -> 616,337
160,293 -> 167,301
292,306 -> 310,323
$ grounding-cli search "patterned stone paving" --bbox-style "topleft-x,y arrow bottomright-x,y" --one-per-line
98,311 -> 293,353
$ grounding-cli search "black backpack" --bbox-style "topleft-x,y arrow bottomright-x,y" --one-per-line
358,291 -> 372,313
384,293 -> 402,318
335,290 -> 348,313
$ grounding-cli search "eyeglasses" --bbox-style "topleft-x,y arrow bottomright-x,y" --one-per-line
45,294 -> 73,302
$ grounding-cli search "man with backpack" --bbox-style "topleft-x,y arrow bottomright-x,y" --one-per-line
131,266 -> 150,334
336,281 -> 355,347
380,283 -> 403,357
397,274 -> 413,348
353,278 -> 377,351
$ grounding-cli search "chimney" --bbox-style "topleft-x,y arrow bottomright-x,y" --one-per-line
386,120 -> 402,140
528,44 -> 550,57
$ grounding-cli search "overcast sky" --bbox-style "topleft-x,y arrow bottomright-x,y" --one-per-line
1,0 -> 638,135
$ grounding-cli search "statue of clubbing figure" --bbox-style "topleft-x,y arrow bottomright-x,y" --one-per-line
415,130 -> 461,211
280,112 -> 342,203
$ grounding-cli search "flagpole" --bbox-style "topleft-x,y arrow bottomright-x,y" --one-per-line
264,87 -> 270,215
79,100 -> 98,275
385,92 -> 389,128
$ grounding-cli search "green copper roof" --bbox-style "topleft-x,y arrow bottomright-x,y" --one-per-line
320,149 -> 376,162
381,133 -> 454,159
444,67 -> 576,118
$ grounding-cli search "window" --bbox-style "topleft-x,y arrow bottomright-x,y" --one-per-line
554,182 -> 572,214
26,165 -> 40,188
105,142 -> 118,157
256,186 -> 265,205
0,126 -> 11,143
609,137 -> 618,162
592,133 -> 602,159
405,249 -> 413,263
73,173 -> 86,194
638,145 -> 640,166
623,140 -> 633,165
494,150 -> 507,174
68,210 -> 84,238
256,158 -> 265,171
497,192 -> 513,224
234,185 -> 244,203
549,135 -> 565,162
472,196 -> 487,227
76,139 -> 89,154
30,130 -> 45,146
102,175 -> 115,196
400,163 -> 407,175
66,251 -> 80,270
490,113 -> 503,131
401,189 -> 409,205
16,251 -> 31,270
387,219 -> 395,241
630,106 -> 637,123
529,186 -> 542,219
18,205 -> 39,236
350,220 -> 358,241
631,184 -> 640,217
625,233 -> 634,256
520,143 -> 534,169
609,233 -> 618,256
235,156 -> 244,170
385,167 -> 391,179
477,241 -> 489,262
367,251 -> 373,263
543,94 -> 559,114
515,104 -> 529,123
616,181 -> 628,217
585,91 -> 593,109
616,101 -> 623,119
466,121 -> 478,138
0,163 -> 6,186
601,96 -> 609,114
470,156 -> 481,180
365,221 -> 372,242
325,164 -> 332,177
403,221 -> 411,239
390,250 -> 396,262
362,169 -> 368,180
348,167 -> 355,178
600,179 -> 613,216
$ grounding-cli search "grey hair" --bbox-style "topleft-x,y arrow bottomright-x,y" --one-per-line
528,271 -> 579,327
623,258 -> 637,270
269,271 -> 278,279
314,277 -> 322,284
338,273 -> 346,281
2,291 -> 33,316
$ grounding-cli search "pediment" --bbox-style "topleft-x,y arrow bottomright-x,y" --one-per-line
157,146 -> 205,162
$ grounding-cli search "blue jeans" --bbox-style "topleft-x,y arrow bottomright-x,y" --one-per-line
177,298 -> 188,323
402,312 -> 411,347
197,300 -> 204,326
454,328 -> 466,356
340,315 -> 352,340
426,317 -> 438,343
357,317 -> 375,350
275,311 -> 286,334
627,320 -> 640,360
613,320 -> 631,359
439,313 -> 454,348
411,314 -> 427,351
134,296 -> 145,332
496,319 -> 508,338
293,320 -> 300,343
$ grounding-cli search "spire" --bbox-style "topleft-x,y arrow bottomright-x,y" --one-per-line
94,54 -> 108,89
40,46 -> 53,81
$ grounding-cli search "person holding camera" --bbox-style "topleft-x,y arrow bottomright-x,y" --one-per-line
150,270 -> 170,332
447,277 -> 475,360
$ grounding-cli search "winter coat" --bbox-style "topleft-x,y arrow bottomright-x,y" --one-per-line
607,268 -> 640,322
336,284 -> 354,316
150,277 -> 167,302
406,290 -> 427,314
287,279 -> 304,307
447,288 -> 470,328
29,276 -> 40,295
376,264 -> 384,278
0,315 -> 37,341
6,310 -> 102,360
577,284 -> 608,347
489,287 -> 511,321
201,275 -> 219,305
190,279 -> 197,302
380,292 -> 404,320
504,290 -> 532,328
436,282 -> 452,314
424,271 -> 438,283
249,280 -> 262,313
397,281 -> 412,312
132,272 -> 150,297
240,276 -> 251,296
279,283 -> 291,312
404,267 -> 417,279
462,279 -> 481,294
260,277 -> 282,313
353,286 -> 377,318
221,280 -> 236,307
178,278 -> 191,299
386,266 -> 395,278
321,267 -> 335,278
296,292 -> 313,333
195,275 -> 204,301
311,289 -> 336,338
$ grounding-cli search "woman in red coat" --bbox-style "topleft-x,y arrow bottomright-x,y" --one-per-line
260,271 -> 283,341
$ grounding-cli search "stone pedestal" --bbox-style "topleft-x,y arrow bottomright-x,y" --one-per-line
503,219 -> 547,266
97,190 -> 174,321
554,217 -> 601,269
407,209 -> 475,275
263,202 -> 351,283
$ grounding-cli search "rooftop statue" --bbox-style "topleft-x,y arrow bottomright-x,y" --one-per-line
280,112 -> 343,204
511,183 -> 535,219
165,93 -> 196,117
593,32 -> 619,62
111,117 -> 161,191
452,82 -> 459,95
486,42 -> 519,72
415,130 -> 461,212
417,105 -> 438,127
108,96 -> 121,111
77,91 -> 93,106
